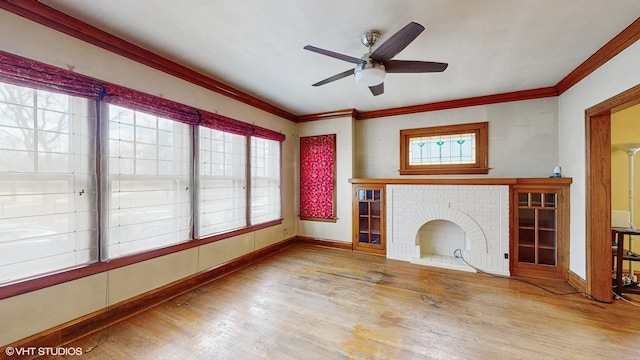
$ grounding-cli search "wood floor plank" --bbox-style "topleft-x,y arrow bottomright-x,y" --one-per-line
48,244 -> 640,359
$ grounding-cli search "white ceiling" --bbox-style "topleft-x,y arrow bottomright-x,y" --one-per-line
40,0 -> 640,116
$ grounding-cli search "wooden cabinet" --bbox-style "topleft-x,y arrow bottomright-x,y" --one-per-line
511,180 -> 570,279
352,184 -> 385,255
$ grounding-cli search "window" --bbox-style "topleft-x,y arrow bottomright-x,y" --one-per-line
250,137 -> 281,224
104,105 -> 192,259
399,122 -> 488,175
198,128 -> 247,237
0,83 -> 97,284
0,50 -> 285,291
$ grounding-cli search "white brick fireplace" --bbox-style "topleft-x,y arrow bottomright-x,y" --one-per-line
386,184 -> 510,276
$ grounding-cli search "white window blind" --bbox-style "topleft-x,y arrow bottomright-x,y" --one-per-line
250,137 -> 281,224
0,82 -> 97,285
198,127 -> 247,237
104,105 -> 192,259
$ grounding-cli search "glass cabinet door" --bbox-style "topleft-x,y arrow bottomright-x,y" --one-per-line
358,188 -> 381,244
517,191 -> 557,266
353,185 -> 385,254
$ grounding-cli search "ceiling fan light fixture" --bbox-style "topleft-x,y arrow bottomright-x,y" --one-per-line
354,62 -> 386,86
304,22 -> 446,95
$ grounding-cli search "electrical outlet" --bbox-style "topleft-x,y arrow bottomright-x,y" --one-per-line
504,253 -> 509,259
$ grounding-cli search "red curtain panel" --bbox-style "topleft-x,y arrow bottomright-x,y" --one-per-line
299,134 -> 336,220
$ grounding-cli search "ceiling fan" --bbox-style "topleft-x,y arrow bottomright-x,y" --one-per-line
304,22 -> 448,96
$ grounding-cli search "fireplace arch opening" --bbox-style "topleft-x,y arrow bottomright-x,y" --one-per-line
417,220 -> 470,258
412,219 -> 474,272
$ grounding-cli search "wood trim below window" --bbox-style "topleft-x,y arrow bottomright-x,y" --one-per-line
0,219 -> 283,301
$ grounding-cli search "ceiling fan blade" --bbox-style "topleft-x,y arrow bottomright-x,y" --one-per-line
385,60 -> 448,73
369,83 -> 384,96
304,45 -> 365,64
312,69 -> 354,87
370,22 -> 425,62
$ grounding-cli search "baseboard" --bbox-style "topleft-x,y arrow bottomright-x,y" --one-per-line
0,237 -> 296,359
296,236 -> 353,251
567,270 -> 587,294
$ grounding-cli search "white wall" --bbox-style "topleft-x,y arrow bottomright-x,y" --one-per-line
297,88 -> 562,257
558,41 -> 640,279
356,97 -> 559,178
297,117 -> 355,243
0,11 -> 297,346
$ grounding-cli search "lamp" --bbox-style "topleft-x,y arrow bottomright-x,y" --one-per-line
614,142 -> 640,279
354,61 -> 385,86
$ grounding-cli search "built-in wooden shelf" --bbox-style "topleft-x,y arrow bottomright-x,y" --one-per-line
512,184 -> 570,279
352,184 -> 386,255
349,177 -> 573,186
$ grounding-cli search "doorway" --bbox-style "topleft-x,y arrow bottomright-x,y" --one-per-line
586,84 -> 640,302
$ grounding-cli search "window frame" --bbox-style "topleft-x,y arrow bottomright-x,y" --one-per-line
0,85 -> 99,285
399,122 -> 489,175
0,51 -> 285,299
249,137 -> 282,225
0,91 -> 285,298
102,104 -> 194,260
196,127 -> 248,237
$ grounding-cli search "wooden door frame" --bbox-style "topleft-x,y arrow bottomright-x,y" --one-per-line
586,84 -> 640,302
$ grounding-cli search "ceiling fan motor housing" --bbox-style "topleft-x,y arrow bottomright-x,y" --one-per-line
355,58 -> 386,86
361,31 -> 381,48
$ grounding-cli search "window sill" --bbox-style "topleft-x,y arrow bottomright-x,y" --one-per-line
0,219 -> 283,301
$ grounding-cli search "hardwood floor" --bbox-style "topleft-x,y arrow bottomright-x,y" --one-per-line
51,244 -> 640,359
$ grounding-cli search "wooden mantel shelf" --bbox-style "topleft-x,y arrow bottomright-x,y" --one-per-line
348,177 -> 573,186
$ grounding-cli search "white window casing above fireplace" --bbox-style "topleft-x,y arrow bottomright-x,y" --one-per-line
386,184 -> 510,276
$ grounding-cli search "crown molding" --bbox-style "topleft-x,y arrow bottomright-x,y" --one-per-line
354,87 -> 559,120
2,1 -> 638,123
296,109 -> 359,122
556,16 -> 640,94
0,0 -> 297,122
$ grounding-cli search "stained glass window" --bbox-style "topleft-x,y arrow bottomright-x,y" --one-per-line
409,133 -> 476,165
399,122 -> 488,175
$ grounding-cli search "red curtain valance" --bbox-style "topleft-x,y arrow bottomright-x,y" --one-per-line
253,125 -> 286,142
101,83 -> 200,126
0,50 -> 284,140
200,110 -> 252,136
0,50 -> 102,99
200,110 -> 285,142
